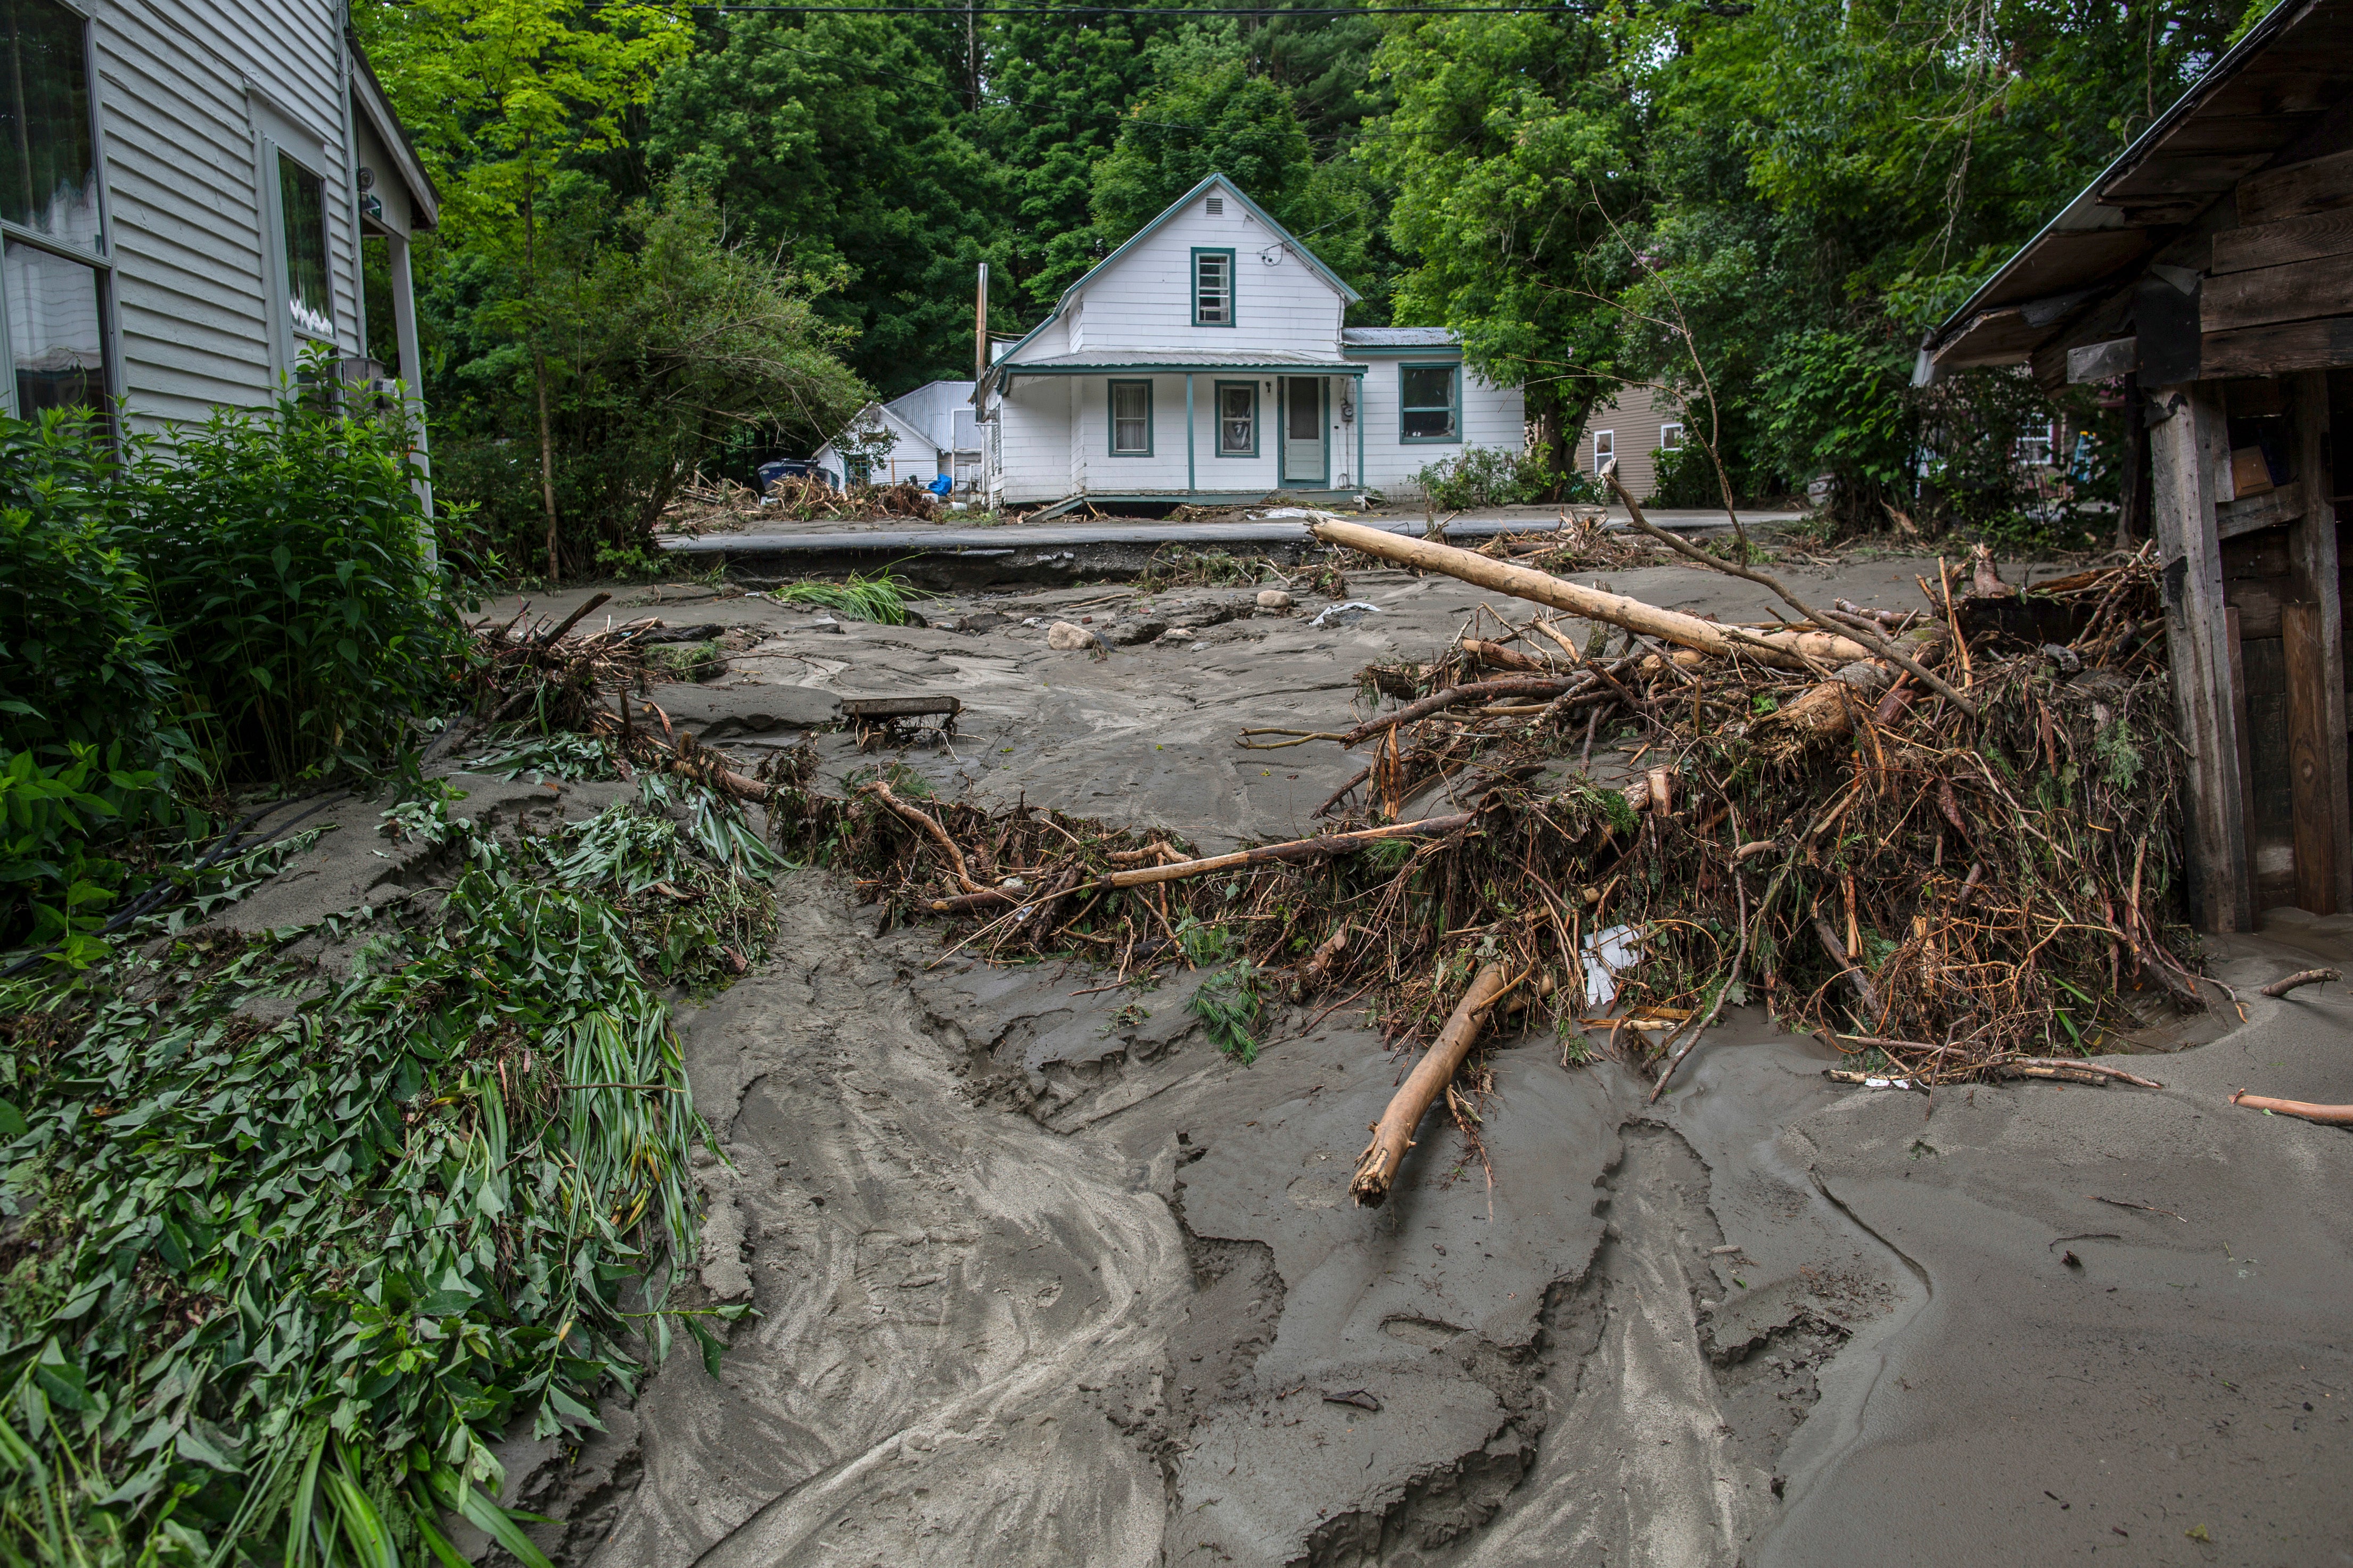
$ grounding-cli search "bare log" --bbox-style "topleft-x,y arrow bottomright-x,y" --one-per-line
1306,518 -> 1872,669
538,590 -> 613,649
1351,962 -> 1517,1206
2259,967 -> 2341,997
1459,638 -> 1554,672
2228,1088 -> 2353,1125
1603,472 -> 1979,719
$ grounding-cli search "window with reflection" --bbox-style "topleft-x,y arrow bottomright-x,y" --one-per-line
279,151 -> 333,338
0,0 -> 101,251
6,237 -> 104,415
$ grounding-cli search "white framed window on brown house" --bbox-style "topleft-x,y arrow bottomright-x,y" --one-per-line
1658,423 -> 1684,452
1590,430 -> 1615,473
0,0 -> 117,423
249,92 -> 339,380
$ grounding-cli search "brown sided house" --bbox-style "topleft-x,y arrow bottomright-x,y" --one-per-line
1919,0 -> 2353,932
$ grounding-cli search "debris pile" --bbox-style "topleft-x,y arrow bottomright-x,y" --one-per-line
763,473 -> 943,522
476,511 -> 2201,1199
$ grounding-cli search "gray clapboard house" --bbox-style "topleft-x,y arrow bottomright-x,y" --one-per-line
2,0 -> 436,459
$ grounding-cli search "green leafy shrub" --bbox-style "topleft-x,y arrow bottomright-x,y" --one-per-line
138,382 -> 470,783
1646,441 -> 1722,509
0,412 -> 191,955
1414,445 -> 1556,509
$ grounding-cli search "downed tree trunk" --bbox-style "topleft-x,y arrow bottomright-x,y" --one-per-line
1307,518 -> 1873,669
1351,962 -> 1516,1206
2228,1088 -> 2353,1125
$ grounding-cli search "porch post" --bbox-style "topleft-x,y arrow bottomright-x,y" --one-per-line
2290,369 -> 2350,912
1355,370 -> 1364,493
386,232 -> 437,563
1187,374 -> 1196,496
2150,382 -> 2248,930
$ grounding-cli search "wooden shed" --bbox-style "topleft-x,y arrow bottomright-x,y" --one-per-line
1918,0 -> 2353,932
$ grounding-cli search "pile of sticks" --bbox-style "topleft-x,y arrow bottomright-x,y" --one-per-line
765,473 -> 942,522
463,501 -> 2202,1203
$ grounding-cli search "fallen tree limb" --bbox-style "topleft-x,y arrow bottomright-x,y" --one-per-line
1351,961 -> 1517,1206
1813,915 -> 1885,1020
1603,471 -> 1979,719
1459,638 -> 1555,672
2228,1088 -> 2353,1125
862,780 -> 984,894
2259,968 -> 2340,997
1306,517 -> 1872,670
927,774 -> 1664,914
1339,676 -> 1580,748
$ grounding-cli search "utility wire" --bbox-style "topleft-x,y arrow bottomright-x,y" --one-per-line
669,4 -> 1747,14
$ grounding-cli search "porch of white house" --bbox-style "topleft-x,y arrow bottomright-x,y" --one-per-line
993,358 -> 1379,507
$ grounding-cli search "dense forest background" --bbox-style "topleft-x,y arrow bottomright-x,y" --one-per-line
352,0 -> 2262,575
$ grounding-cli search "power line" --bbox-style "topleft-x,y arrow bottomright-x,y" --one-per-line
674,4 -> 1728,14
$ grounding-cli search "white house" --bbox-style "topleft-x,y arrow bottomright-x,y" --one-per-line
1,0 -> 437,449
973,174 -> 1523,508
812,378 -> 980,491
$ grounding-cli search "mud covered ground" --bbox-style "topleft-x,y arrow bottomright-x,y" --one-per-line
257,557 -> 2353,1565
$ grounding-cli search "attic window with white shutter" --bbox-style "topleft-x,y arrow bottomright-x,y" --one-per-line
1206,196 -> 1223,216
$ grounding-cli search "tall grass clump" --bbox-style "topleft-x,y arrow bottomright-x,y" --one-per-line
773,569 -> 922,625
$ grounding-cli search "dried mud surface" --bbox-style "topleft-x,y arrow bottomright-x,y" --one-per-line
303,559 -> 2349,1565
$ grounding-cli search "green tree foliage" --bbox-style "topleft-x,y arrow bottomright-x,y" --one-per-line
1071,22 -> 1378,301
431,181 -> 867,573
978,0 -> 1184,313
1365,12 -> 1652,469
648,13 -> 1009,394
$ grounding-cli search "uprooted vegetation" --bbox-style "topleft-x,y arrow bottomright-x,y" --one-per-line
0,773 -> 779,1561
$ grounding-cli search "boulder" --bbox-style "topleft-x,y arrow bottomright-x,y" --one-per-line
1047,620 -> 1099,651
1256,589 -> 1294,611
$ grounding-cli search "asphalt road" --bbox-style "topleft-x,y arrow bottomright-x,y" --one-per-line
655,505 -> 1795,557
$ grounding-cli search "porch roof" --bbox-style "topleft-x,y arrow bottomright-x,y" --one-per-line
1001,350 -> 1363,382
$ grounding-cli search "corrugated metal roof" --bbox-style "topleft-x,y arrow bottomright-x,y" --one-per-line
1340,327 -> 1458,348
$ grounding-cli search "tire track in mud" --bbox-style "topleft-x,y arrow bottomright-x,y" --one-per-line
585,888 -> 1190,1568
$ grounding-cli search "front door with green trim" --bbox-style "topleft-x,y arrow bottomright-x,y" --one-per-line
1280,377 -> 1326,486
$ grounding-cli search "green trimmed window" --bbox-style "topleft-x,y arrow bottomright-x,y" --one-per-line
1400,363 -> 1460,443
1192,248 -> 1234,326
1215,380 -> 1256,456
1109,378 -> 1153,455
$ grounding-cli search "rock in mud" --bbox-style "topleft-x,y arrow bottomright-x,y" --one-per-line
1257,589 -> 1294,610
1047,620 -> 1099,650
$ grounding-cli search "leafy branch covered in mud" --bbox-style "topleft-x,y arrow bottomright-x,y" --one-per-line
0,779 -> 776,1562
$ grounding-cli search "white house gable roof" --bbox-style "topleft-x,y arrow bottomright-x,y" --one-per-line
989,174 -> 1360,386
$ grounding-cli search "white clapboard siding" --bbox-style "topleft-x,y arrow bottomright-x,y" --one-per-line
994,379 -> 1073,504
1356,360 -> 1527,497
1067,198 -> 1344,358
93,0 -> 365,427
